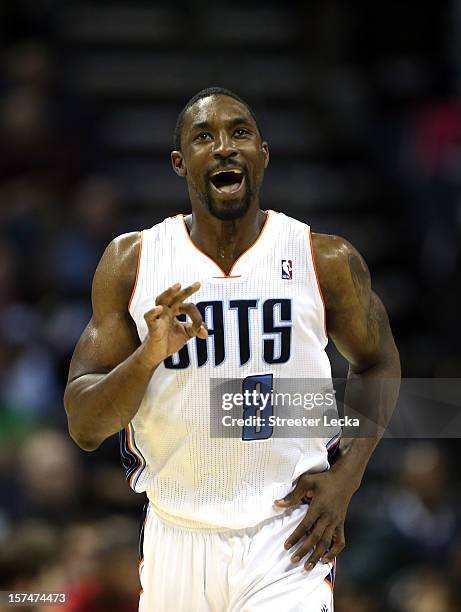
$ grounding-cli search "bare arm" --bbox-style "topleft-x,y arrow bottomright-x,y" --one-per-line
313,232 -> 401,489
64,232 -> 207,451
276,232 -> 400,569
64,232 -> 150,451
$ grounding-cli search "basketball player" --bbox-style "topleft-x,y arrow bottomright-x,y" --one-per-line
64,87 -> 400,611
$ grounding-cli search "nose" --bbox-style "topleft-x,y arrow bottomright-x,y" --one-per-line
213,130 -> 237,159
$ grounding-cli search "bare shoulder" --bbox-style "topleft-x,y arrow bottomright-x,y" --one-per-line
92,231 -> 142,314
311,232 -> 370,310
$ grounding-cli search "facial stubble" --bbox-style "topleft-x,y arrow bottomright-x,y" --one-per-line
201,181 -> 254,221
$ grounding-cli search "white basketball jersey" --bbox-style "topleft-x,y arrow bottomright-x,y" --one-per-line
122,210 -> 340,529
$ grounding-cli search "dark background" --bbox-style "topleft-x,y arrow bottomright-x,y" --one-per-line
0,1 -> 460,610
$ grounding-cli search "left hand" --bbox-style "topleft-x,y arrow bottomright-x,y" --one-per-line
274,469 -> 356,571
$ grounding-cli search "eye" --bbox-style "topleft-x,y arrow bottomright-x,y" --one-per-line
195,132 -> 212,141
234,128 -> 250,137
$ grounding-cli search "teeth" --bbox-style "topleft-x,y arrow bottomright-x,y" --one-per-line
211,169 -> 242,177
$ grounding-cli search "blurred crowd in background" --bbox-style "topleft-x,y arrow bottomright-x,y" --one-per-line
0,1 -> 460,610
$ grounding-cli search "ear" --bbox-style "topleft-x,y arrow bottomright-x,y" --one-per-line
262,142 -> 269,169
171,150 -> 187,177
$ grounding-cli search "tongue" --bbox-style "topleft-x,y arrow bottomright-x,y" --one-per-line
218,182 -> 241,193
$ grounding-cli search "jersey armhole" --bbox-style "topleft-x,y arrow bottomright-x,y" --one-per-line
307,226 -> 328,341
128,230 -> 144,316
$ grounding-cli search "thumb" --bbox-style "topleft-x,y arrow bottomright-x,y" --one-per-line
275,476 -> 316,508
144,305 -> 164,326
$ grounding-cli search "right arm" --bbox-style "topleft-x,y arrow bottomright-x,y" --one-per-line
64,232 -> 207,451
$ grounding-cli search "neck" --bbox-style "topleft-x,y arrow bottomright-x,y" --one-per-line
185,207 -> 267,275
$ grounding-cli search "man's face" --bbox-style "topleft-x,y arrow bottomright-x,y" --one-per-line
172,95 -> 269,220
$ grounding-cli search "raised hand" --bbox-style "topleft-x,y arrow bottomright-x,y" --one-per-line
139,282 -> 207,368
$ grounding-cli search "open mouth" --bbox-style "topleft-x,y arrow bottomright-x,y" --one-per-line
210,169 -> 245,194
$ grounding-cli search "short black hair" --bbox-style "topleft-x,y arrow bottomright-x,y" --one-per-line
173,86 -> 263,151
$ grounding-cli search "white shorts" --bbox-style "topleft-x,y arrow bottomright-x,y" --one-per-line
138,502 -> 335,612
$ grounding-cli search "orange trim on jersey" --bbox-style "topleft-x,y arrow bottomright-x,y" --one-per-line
324,577 -> 334,592
128,231 -> 144,312
327,434 -> 341,451
308,227 -> 327,338
212,275 -> 242,279
181,211 -> 271,278
126,425 -> 144,488
324,559 -> 336,591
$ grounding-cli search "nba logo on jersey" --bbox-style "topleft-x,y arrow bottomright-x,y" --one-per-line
281,259 -> 292,279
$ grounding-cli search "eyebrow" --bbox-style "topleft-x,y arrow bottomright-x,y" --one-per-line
190,116 -> 252,131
